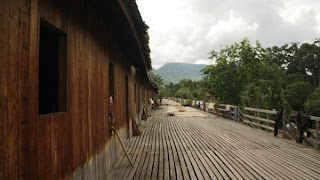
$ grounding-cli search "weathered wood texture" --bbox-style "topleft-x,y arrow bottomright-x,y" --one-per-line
242,107 -> 277,131
0,0 -> 157,179
108,100 -> 320,180
0,0 -> 10,178
241,108 -> 320,149
305,116 -> 320,149
217,104 -> 236,119
172,97 -> 320,150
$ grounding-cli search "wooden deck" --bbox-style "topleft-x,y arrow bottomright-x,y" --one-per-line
108,102 -> 320,180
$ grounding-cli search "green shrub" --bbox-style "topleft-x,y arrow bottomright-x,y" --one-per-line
183,99 -> 191,106
284,81 -> 312,111
304,87 -> 320,116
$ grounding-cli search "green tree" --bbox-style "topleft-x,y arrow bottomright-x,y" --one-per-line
266,43 -> 299,68
174,79 -> 196,99
151,73 -> 164,87
165,82 -> 181,97
165,37 -> 320,114
296,40 -> 320,88
241,83 -> 265,108
203,38 -> 283,108
304,87 -> 320,116
284,81 -> 312,111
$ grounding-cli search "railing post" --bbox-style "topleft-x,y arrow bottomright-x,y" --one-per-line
237,106 -> 241,122
233,106 -> 238,122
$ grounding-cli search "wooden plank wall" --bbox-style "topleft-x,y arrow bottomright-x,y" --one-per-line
0,0 -> 9,179
0,0 -> 153,179
0,0 -> 31,179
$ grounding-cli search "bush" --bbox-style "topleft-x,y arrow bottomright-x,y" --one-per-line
304,87 -> 320,116
182,99 -> 191,106
241,83 -> 265,108
284,81 -> 312,111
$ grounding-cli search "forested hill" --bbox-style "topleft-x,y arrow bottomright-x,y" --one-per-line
153,63 -> 206,84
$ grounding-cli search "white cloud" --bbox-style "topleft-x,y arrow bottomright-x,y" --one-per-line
195,59 -> 213,65
137,0 -> 320,69
206,10 -> 259,43
278,0 -> 320,24
316,14 -> 320,32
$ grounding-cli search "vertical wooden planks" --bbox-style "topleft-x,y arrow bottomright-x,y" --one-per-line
18,0 -> 31,178
96,17 -> 105,151
8,0 -> 20,179
0,0 -> 10,179
12,0 -> 155,178
104,30 -> 110,147
92,15 -> 98,152
87,9 -> 94,157
96,33 -> 103,151
101,40 -> 109,149
68,5 -> 81,169
28,0 -> 39,178
1,0 -> 154,178
63,12 -> 73,175
51,114 -> 64,179
44,116 -> 52,180
51,115 -> 58,179
80,2 -> 89,165
104,34 -> 110,147
37,116 -> 49,179
81,1 -> 89,165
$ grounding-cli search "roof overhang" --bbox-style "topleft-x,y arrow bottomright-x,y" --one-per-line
91,0 -> 152,73
117,0 -> 151,71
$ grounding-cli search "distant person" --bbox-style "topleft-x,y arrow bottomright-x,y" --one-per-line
150,98 -> 154,106
150,98 -> 157,109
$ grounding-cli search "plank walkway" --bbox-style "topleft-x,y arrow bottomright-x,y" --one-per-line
108,100 -> 320,180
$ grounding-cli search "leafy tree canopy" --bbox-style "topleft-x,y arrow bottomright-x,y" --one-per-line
159,37 -> 320,114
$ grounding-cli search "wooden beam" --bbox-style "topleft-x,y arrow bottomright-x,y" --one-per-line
242,120 -> 274,131
244,107 -> 277,114
243,114 -> 275,124
115,130 -> 133,166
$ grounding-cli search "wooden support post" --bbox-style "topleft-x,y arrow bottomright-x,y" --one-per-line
256,111 -> 260,125
266,113 -> 270,127
115,130 -> 133,166
233,106 -> 238,122
237,106 -> 241,123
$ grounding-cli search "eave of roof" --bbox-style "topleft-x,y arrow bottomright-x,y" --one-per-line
117,0 -> 152,71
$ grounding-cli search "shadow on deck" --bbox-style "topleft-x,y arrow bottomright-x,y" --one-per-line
108,100 -> 320,180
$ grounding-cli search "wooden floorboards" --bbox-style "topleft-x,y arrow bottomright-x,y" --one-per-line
108,105 -> 320,180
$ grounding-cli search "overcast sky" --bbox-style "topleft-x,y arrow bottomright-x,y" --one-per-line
136,0 -> 320,69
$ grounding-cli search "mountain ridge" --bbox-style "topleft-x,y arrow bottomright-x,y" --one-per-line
153,62 -> 206,84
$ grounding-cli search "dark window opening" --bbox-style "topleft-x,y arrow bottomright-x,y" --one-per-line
109,63 -> 114,101
39,21 -> 67,115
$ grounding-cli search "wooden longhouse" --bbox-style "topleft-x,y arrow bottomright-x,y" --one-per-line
0,0 -> 157,179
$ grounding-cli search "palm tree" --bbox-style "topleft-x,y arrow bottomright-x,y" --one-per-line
151,73 -> 164,86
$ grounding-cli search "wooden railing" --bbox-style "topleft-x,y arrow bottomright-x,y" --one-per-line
305,116 -> 320,149
241,107 -> 277,131
217,104 -> 237,121
238,107 -> 319,149
168,97 -> 319,149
